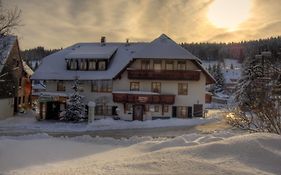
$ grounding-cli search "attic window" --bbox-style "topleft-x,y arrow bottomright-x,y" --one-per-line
177,61 -> 186,70
98,61 -> 106,70
79,59 -> 87,70
88,60 -> 96,70
69,60 -> 78,70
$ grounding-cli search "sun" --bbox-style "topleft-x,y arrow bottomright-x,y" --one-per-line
207,0 -> 252,31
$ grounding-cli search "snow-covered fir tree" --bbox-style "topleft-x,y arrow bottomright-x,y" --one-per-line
209,64 -> 225,93
214,64 -> 225,92
60,79 -> 87,122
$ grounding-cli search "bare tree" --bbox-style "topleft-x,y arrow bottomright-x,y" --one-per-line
0,0 -> 21,36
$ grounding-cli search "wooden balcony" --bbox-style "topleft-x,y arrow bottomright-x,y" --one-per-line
127,69 -> 201,80
113,92 -> 175,104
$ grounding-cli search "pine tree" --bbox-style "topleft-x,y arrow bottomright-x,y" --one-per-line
213,64 -> 225,92
60,79 -> 87,122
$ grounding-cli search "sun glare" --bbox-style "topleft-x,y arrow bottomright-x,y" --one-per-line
207,0 -> 252,31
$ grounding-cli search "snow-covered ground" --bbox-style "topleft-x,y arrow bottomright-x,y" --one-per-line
1,131 -> 280,175
0,111 -> 218,133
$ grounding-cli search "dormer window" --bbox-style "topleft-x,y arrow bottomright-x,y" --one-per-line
79,59 -> 87,70
70,60 -> 78,70
98,61 -> 106,70
66,59 -> 107,71
88,60 -> 96,70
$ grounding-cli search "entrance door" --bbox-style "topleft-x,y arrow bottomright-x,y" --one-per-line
133,105 -> 144,121
46,102 -> 60,120
193,104 -> 203,117
13,97 -> 18,114
187,106 -> 192,118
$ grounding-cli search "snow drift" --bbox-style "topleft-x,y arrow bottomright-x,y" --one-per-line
1,132 -> 280,175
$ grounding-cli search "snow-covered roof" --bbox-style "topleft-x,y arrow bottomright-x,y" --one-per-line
133,34 -> 199,60
32,83 -> 46,90
65,45 -> 117,59
31,42 -> 145,80
0,35 -> 17,73
31,34 -> 215,83
223,69 -> 241,84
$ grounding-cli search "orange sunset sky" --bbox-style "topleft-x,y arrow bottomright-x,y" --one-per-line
4,0 -> 281,49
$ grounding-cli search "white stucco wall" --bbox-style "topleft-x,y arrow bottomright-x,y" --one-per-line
0,98 -> 14,120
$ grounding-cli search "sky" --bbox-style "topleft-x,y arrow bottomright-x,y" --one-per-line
4,0 -> 281,49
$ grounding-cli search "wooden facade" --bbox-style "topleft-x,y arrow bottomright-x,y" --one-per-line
113,93 -> 175,104
127,69 -> 201,80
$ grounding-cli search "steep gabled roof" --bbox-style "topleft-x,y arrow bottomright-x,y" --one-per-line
0,35 -> 17,73
133,34 -> 199,60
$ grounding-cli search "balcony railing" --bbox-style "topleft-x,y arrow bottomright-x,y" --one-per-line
127,69 -> 201,80
113,93 -> 175,104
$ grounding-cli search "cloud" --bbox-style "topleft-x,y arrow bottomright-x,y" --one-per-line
3,0 -> 281,49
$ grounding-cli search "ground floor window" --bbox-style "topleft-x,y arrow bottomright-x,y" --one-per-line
95,105 -> 113,116
177,106 -> 187,118
163,105 -> 169,113
125,103 -> 133,113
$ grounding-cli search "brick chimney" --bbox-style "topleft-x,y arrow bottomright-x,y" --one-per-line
101,36 -> 106,46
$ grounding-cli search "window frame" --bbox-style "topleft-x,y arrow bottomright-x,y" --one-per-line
141,60 -> 150,70
130,82 -> 140,91
178,83 -> 188,95
177,60 -> 186,70
153,60 -> 162,70
164,105 -> 169,113
57,80 -> 65,91
165,61 -> 174,70
151,82 -> 161,93
98,61 -> 106,70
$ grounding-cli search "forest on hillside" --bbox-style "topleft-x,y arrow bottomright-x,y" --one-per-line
21,46 -> 61,61
182,36 -> 281,62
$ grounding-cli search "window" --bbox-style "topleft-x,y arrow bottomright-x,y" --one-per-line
151,82 -> 161,93
130,82 -> 140,91
153,60 -> 162,70
165,61 -> 174,70
88,60 -> 96,70
177,106 -> 187,118
70,60 -> 78,70
95,105 -> 112,116
154,105 -> 159,112
141,60 -> 150,70
178,83 -> 188,95
98,61 -> 106,70
79,59 -> 87,70
177,61 -> 186,70
125,104 -> 133,113
91,80 -> 112,92
57,81 -> 65,91
18,97 -> 21,105
164,105 -> 169,113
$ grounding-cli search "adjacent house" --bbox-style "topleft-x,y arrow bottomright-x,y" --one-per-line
0,35 -> 27,119
31,34 -> 215,121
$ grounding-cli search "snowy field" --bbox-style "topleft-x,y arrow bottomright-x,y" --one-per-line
0,111 -> 218,133
0,131 -> 280,175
